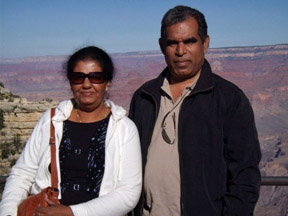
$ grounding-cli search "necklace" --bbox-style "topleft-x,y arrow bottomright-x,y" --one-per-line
75,105 -> 110,123
75,108 -> 82,123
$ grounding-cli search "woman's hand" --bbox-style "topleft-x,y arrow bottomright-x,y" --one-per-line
34,194 -> 74,216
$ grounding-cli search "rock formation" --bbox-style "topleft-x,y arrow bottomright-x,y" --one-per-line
0,84 -> 58,174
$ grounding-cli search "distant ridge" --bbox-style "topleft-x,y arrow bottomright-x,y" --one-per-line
1,43 -> 287,62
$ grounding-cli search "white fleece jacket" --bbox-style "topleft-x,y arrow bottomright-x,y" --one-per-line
0,100 -> 142,216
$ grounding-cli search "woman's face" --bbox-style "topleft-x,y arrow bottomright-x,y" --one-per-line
70,60 -> 110,111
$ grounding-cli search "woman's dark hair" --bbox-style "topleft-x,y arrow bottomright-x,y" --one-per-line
66,46 -> 114,81
160,5 -> 208,44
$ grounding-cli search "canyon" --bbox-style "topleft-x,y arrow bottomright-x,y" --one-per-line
0,44 -> 288,215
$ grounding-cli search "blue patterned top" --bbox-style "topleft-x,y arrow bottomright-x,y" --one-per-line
59,113 -> 111,205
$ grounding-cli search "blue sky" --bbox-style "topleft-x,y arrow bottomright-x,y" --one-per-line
0,0 -> 287,58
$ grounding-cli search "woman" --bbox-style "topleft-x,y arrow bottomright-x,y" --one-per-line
0,46 -> 142,216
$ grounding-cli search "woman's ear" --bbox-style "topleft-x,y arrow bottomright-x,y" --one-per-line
106,81 -> 111,92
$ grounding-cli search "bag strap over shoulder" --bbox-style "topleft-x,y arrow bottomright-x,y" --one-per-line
49,108 -> 59,193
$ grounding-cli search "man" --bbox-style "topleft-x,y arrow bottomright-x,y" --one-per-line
129,5 -> 261,216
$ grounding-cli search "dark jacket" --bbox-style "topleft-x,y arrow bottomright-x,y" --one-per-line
129,60 -> 261,216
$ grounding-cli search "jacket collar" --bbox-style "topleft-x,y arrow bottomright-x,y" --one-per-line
191,59 -> 215,94
53,99 -> 127,122
142,59 -> 215,99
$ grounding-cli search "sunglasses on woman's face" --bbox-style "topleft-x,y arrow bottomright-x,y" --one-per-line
69,72 -> 105,84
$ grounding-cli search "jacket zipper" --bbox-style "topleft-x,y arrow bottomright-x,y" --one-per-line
178,85 -> 214,216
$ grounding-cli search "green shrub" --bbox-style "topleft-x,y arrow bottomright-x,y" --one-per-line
13,134 -> 22,153
0,109 -> 4,130
1,142 -> 10,159
8,97 -> 14,102
10,149 -> 16,155
10,158 -> 17,167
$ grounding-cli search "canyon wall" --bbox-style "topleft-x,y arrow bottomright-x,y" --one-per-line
0,44 -> 288,215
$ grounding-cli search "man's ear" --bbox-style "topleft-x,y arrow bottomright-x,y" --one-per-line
159,38 -> 165,54
204,35 -> 210,53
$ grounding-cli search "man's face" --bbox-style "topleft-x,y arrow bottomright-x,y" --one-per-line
160,17 -> 209,83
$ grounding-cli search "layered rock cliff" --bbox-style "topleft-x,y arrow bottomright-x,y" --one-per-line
0,85 -> 57,174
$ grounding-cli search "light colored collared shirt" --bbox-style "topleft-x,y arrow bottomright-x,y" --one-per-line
143,74 -> 199,216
